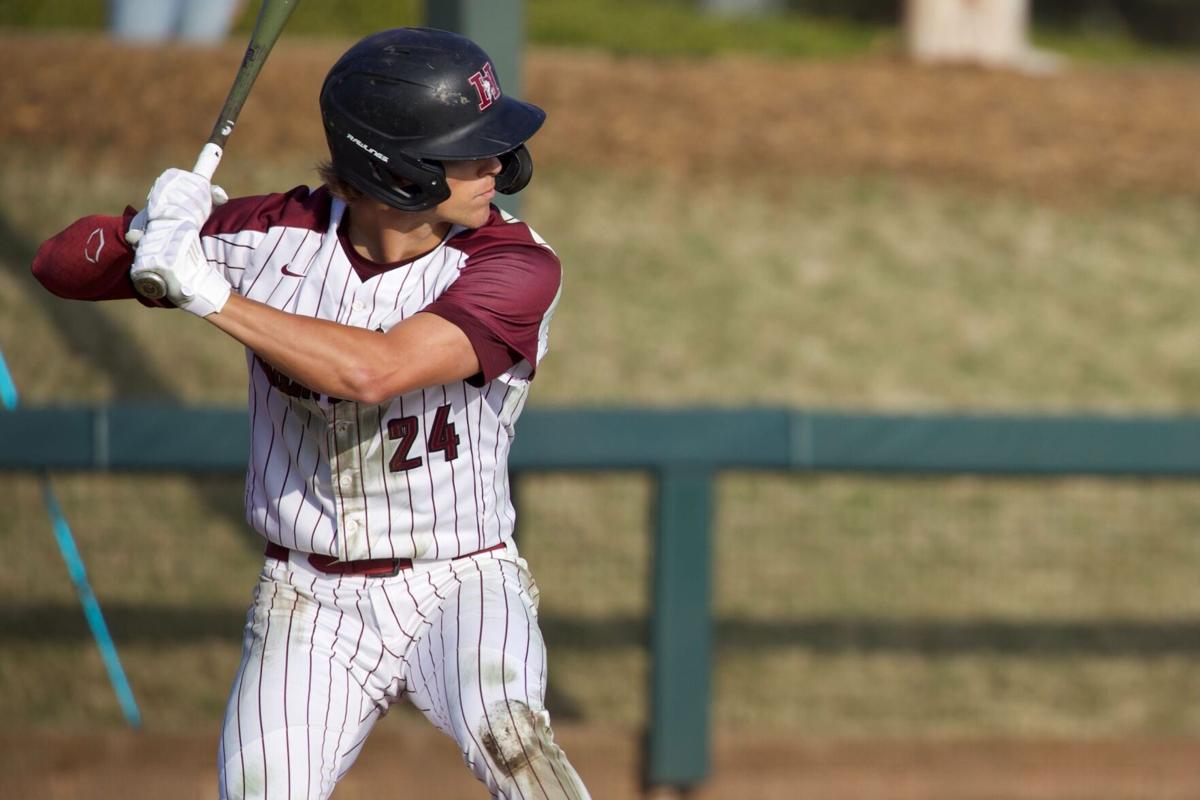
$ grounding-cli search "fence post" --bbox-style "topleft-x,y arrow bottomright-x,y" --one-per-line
646,466 -> 714,788
423,0 -> 527,216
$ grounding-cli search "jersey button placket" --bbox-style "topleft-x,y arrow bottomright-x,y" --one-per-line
329,409 -> 364,557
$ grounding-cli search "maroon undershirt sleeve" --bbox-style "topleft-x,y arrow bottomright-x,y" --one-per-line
31,187 -> 326,306
31,206 -> 145,301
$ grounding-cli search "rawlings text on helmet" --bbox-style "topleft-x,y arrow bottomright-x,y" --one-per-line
345,132 -> 390,163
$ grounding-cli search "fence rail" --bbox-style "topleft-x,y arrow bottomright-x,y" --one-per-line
4,405 -> 1200,788
6,406 -> 1200,474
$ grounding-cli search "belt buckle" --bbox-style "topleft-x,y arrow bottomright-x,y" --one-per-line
375,559 -> 403,578
308,553 -> 406,578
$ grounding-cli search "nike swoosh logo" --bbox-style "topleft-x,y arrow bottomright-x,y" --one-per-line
281,264 -> 305,278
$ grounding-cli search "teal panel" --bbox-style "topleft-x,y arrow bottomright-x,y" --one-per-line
511,408 -> 793,469
0,408 -> 95,469
647,467 -> 713,787
106,407 -> 248,471
801,412 -> 1200,476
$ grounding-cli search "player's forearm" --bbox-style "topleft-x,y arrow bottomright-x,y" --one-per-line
207,294 -> 478,404
207,294 -> 393,401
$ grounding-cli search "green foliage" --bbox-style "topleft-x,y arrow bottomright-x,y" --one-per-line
2,0 -> 1197,61
784,0 -> 900,24
0,0 -> 105,29
1032,26 -> 1186,62
528,0 -> 888,58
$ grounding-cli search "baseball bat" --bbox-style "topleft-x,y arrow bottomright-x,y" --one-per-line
133,0 -> 301,300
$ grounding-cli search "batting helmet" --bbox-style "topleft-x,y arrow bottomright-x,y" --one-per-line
319,27 -> 545,212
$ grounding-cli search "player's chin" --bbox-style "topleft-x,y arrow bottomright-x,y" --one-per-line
460,200 -> 494,229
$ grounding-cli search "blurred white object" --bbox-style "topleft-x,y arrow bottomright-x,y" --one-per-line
905,0 -> 1062,73
701,0 -> 781,16
109,0 -> 243,45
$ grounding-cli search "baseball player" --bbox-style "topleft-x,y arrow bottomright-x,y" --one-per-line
32,28 -> 589,800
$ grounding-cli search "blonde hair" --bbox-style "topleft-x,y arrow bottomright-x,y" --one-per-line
316,160 -> 364,202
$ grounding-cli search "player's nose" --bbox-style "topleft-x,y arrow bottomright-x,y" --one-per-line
478,156 -> 502,177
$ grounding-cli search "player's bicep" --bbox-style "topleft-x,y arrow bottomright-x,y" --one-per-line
380,312 -> 482,392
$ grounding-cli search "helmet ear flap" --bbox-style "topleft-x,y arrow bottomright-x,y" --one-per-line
349,156 -> 450,212
496,146 -> 534,195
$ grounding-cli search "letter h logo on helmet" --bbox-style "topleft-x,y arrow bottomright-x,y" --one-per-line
468,62 -> 501,111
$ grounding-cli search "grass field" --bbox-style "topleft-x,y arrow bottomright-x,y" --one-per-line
2,32 -> 1200,799
6,157 -> 1200,411
4,159 -> 1200,736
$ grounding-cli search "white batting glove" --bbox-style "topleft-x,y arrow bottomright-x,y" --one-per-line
126,169 -> 228,247
130,218 -> 231,317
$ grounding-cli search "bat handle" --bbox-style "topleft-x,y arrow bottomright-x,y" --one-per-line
134,142 -> 225,300
192,141 -> 224,181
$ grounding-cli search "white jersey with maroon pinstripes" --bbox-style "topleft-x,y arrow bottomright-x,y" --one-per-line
196,186 -> 560,562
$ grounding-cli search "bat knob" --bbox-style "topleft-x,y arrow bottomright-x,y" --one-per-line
134,272 -> 168,300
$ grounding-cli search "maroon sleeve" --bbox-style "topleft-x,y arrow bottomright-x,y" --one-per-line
31,206 -> 146,301
199,185 -> 329,238
423,242 -> 561,385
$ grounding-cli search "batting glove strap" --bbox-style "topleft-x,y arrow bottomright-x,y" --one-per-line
145,167 -> 228,228
130,219 -> 231,317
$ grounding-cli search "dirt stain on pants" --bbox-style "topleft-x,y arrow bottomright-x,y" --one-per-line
478,700 -> 590,800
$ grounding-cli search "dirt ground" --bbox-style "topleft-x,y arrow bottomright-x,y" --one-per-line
3,726 -> 1200,799
4,32 -> 1200,798
2,34 -> 1199,199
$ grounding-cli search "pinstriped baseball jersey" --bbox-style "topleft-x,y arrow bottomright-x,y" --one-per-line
195,187 -> 560,562
28,190 -> 557,562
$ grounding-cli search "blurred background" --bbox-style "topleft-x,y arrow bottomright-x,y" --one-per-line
2,1 -> 1200,797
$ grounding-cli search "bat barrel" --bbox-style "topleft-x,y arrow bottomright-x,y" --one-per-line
134,0 -> 300,301
204,0 -> 301,152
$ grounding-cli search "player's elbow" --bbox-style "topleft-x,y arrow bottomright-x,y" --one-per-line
31,240 -> 110,301
347,384 -> 389,406
31,245 -> 69,297
340,364 -> 393,405
342,362 -> 428,405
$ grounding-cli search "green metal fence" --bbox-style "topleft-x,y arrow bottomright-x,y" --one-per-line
4,405 -> 1200,788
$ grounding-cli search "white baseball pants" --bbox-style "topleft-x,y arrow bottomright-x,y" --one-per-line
218,543 -> 590,799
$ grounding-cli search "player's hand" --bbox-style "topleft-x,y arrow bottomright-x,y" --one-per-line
147,168 -> 228,226
127,169 -> 227,248
130,218 -> 231,317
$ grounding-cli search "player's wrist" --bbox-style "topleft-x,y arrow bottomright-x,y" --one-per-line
181,266 -> 232,317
